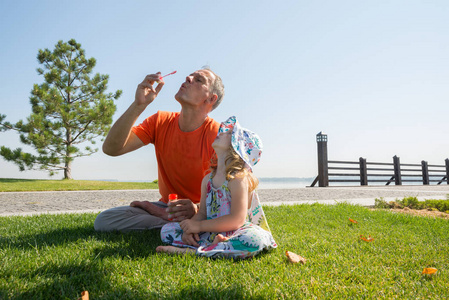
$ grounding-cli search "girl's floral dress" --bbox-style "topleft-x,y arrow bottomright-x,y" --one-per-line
160,177 -> 277,259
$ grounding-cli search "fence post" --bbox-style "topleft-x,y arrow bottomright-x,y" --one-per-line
316,132 -> 329,187
446,159 -> 449,185
421,160 -> 429,185
359,157 -> 367,186
393,155 -> 402,185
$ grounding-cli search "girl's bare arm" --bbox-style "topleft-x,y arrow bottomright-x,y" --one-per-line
189,175 -> 209,222
180,176 -> 248,234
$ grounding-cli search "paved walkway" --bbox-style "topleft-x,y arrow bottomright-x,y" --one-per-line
1,185 -> 448,216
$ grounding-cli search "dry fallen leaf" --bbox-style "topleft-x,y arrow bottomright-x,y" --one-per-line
78,291 -> 89,300
286,251 -> 306,264
349,218 -> 358,224
422,268 -> 438,275
360,235 -> 374,242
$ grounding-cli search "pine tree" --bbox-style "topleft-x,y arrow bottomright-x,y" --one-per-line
0,39 -> 122,179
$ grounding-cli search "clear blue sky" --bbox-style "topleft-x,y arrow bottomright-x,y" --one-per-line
1,1 -> 448,181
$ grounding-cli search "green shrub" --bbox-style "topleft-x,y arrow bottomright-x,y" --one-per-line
398,196 -> 424,209
374,197 -> 391,209
424,199 -> 449,212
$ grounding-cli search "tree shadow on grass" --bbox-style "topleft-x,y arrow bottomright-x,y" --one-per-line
0,219 -> 167,299
9,261 -> 249,300
0,223 -> 163,258
7,260 -> 164,299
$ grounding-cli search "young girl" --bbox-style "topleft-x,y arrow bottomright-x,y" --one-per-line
156,116 -> 277,259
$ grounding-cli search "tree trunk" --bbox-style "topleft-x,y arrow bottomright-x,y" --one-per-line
65,127 -> 73,180
64,161 -> 72,180
64,80 -> 73,180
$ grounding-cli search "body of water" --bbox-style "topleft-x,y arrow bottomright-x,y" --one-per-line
258,178 -> 314,189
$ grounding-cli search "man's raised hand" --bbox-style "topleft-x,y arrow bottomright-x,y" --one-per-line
135,73 -> 165,106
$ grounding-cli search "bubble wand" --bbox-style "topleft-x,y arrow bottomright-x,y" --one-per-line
160,71 -> 177,79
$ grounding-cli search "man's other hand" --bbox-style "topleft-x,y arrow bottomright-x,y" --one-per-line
166,199 -> 198,221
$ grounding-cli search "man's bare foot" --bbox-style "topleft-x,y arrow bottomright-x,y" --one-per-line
156,246 -> 195,255
130,201 -> 168,220
212,234 -> 228,244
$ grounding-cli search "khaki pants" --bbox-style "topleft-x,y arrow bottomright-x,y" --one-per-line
94,201 -> 169,232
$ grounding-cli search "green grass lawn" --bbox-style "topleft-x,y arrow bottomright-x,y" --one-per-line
1,203 -> 448,299
0,178 -> 158,192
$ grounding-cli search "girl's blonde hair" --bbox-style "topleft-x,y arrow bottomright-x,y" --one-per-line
210,146 -> 259,192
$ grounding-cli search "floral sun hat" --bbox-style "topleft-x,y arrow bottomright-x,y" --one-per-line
218,116 -> 263,170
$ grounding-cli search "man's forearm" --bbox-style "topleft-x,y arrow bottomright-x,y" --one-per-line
103,102 -> 147,156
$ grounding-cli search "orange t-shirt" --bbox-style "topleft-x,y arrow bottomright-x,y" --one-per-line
132,111 -> 219,204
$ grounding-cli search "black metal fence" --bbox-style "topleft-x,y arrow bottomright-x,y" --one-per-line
311,132 -> 449,187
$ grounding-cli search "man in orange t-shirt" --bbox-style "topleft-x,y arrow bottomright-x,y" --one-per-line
131,111 -> 217,203
94,68 -> 224,232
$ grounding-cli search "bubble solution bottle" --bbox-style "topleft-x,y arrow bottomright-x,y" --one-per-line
168,194 -> 177,221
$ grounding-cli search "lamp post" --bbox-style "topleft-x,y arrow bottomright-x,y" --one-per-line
316,132 -> 329,187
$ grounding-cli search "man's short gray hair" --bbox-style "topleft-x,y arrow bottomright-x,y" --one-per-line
202,66 -> 225,111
